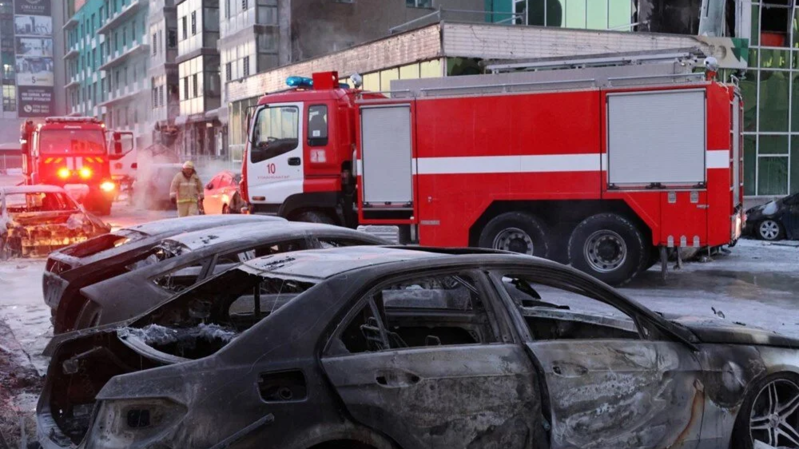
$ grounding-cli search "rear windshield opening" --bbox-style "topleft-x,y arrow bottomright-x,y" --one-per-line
126,269 -> 316,359
4,192 -> 77,213
59,230 -> 146,258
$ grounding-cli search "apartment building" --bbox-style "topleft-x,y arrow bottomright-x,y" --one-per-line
148,0 -> 178,146
175,0 -> 220,156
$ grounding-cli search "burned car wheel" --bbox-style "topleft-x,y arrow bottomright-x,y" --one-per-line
733,373 -> 799,449
757,219 -> 784,241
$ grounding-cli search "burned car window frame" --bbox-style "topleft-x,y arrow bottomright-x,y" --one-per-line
323,268 -> 510,357
149,255 -> 214,294
484,267 -> 687,344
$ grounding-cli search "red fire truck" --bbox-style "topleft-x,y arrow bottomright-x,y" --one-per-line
243,60 -> 744,285
20,117 -> 130,216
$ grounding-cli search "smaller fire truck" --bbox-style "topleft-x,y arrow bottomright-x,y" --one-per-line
20,117 -> 131,216
243,57 -> 744,286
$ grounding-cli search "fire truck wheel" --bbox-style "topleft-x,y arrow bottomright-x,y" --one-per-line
294,210 -> 336,225
568,213 -> 644,286
478,212 -> 549,258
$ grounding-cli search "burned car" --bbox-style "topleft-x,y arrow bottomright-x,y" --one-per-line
44,214 -> 285,333
72,222 -> 386,330
745,192 -> 799,241
39,246 -> 799,449
0,185 -> 108,258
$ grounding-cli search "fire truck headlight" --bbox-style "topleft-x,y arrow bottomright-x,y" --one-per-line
57,168 -> 71,179
79,167 -> 93,179
100,181 -> 116,192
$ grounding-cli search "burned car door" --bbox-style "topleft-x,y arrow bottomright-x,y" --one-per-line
321,270 -> 547,449
490,271 -> 704,449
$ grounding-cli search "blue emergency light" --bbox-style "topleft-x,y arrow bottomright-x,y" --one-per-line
286,75 -> 351,89
286,76 -> 313,88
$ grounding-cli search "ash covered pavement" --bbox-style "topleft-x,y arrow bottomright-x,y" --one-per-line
0,175 -> 798,446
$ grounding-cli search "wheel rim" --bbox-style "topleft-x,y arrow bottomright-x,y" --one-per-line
760,220 -> 781,240
492,227 -> 534,255
583,230 -> 627,273
750,379 -> 799,448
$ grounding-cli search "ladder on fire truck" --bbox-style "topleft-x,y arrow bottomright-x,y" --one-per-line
376,49 -> 710,101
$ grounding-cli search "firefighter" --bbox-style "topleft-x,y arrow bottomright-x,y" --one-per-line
170,161 -> 204,217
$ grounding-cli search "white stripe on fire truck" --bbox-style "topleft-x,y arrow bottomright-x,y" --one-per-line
355,150 -> 729,176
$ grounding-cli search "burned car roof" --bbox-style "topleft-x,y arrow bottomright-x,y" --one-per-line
0,185 -> 72,195
167,221 -> 376,251
123,214 -> 285,238
68,223 -> 387,332
242,245 -> 454,279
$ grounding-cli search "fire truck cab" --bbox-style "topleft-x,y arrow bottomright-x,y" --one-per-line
20,117 -> 129,216
243,63 -> 744,286
243,73 -> 363,226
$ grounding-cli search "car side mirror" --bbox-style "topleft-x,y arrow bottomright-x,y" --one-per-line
206,182 -> 214,190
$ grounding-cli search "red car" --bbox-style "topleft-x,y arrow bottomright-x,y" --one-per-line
203,170 -> 245,214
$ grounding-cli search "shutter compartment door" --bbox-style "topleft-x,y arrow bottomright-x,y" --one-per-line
360,105 -> 414,208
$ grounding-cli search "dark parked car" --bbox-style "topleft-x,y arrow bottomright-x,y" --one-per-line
72,222 -> 386,330
745,192 -> 799,241
39,246 -> 799,449
43,214 -> 285,333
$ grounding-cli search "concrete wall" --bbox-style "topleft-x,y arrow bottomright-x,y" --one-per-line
288,0 -> 483,63
52,0 -> 66,115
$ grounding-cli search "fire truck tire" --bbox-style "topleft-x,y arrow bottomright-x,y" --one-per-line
568,213 -> 644,286
477,212 -> 549,258
294,210 -> 336,225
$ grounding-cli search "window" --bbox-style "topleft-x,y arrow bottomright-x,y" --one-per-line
328,272 -> 494,355
226,62 -> 232,81
225,0 -> 230,18
192,73 -> 198,98
250,106 -> 299,163
181,16 -> 187,39
242,0 -> 247,10
152,85 -> 157,107
496,272 -> 640,341
152,33 -> 157,55
243,56 -> 250,77
131,21 -> 136,42
183,77 -> 189,99
122,26 -> 127,47
307,105 -> 328,146
168,29 -> 177,47
191,11 -> 196,35
2,85 -> 15,112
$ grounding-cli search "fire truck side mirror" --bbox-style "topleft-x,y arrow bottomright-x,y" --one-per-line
246,105 -> 258,144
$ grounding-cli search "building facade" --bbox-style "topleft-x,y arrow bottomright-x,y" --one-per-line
175,0 -> 220,157
740,0 -> 799,197
148,0 -> 178,146
64,0 -> 151,148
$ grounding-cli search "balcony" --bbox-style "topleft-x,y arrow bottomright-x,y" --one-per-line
99,40 -> 150,71
62,16 -> 78,31
99,79 -> 148,107
63,48 -> 79,60
97,0 -> 148,35
65,79 -> 80,89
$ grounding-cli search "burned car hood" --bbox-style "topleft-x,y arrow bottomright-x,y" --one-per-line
666,314 -> 799,349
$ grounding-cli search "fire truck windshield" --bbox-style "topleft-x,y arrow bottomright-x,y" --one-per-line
38,129 -> 106,155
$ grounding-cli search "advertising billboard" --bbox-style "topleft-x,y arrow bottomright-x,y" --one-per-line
13,0 -> 53,117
